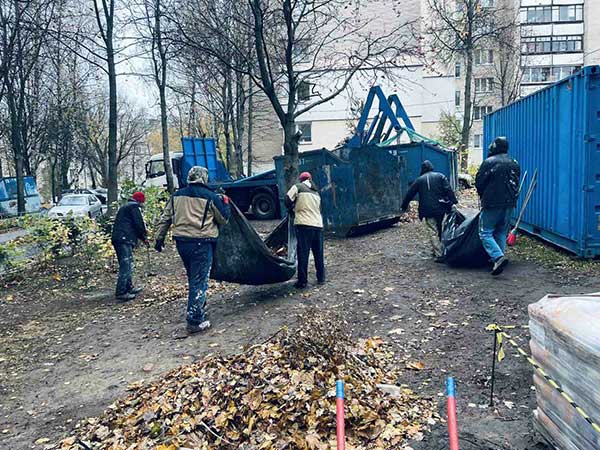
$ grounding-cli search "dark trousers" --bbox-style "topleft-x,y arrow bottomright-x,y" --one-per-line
113,242 -> 134,296
296,225 -> 325,285
176,240 -> 213,326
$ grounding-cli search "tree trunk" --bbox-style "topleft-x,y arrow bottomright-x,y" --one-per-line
247,78 -> 253,176
155,0 -> 175,193
107,45 -> 118,213
7,89 -> 25,214
282,118 -> 299,189
460,49 -> 474,171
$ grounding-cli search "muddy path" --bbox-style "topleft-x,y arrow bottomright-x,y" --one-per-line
1,214 -> 598,450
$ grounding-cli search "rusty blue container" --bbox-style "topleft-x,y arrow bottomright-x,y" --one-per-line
484,65 -> 600,257
274,142 -> 457,236
275,146 -> 407,236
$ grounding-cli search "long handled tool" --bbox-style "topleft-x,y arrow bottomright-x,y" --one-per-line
507,169 -> 537,246
144,245 -> 157,277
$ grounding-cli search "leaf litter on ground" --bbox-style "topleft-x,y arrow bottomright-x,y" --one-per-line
53,313 -> 438,450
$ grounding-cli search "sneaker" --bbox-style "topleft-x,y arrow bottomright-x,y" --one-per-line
317,279 -> 326,285
128,286 -> 143,295
186,320 -> 211,334
294,282 -> 307,289
116,292 -> 136,302
491,256 -> 509,276
434,256 -> 445,264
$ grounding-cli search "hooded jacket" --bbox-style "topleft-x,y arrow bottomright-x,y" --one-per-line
401,161 -> 458,220
111,200 -> 147,246
475,138 -> 521,209
155,183 -> 231,243
286,179 -> 323,229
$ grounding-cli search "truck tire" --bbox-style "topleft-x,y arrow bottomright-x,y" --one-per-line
251,192 -> 277,220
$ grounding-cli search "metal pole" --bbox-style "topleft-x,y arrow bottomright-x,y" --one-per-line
489,330 -> 498,407
336,380 -> 346,450
447,377 -> 460,450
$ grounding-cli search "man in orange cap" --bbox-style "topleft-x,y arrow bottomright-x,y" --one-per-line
286,171 -> 325,289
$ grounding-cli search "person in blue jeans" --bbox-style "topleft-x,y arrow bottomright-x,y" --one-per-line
111,192 -> 148,301
154,166 -> 231,334
476,137 -> 521,276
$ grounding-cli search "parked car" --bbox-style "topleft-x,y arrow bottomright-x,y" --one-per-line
48,194 -> 103,219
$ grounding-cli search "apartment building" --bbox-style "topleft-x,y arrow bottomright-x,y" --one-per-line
519,0 -> 589,95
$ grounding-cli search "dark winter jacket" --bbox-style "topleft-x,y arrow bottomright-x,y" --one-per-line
155,183 -> 231,243
475,139 -> 521,209
401,161 -> 458,220
111,200 -> 147,246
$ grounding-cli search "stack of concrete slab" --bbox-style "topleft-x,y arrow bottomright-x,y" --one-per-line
529,294 -> 600,449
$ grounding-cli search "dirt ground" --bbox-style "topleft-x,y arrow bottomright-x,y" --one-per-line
1,198 -> 599,450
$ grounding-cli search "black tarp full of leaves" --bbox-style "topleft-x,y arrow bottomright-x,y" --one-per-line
440,208 -> 490,267
210,203 -> 297,285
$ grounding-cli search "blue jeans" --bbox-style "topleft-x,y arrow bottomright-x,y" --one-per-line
479,208 -> 513,261
176,240 -> 213,325
113,242 -> 134,296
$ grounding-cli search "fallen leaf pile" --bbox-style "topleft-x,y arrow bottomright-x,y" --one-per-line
144,276 -> 230,303
54,314 -> 438,449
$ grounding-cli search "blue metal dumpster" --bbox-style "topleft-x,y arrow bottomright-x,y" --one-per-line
483,65 -> 600,257
275,146 -> 406,235
181,137 -> 232,183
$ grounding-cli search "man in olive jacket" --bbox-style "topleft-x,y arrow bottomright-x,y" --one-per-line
476,136 -> 521,275
154,166 -> 231,334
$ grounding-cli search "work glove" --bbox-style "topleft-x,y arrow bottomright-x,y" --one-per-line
154,239 -> 164,253
220,194 -> 230,204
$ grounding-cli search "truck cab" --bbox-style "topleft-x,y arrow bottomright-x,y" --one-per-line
143,152 -> 183,189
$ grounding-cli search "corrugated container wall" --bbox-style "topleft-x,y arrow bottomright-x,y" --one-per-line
484,66 -> 600,257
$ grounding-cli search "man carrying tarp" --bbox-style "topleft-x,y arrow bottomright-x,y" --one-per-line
401,160 -> 457,260
476,136 -> 520,276
286,171 -> 325,289
154,166 -> 231,334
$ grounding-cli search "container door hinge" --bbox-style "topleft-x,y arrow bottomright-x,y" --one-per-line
584,185 -> 595,192
584,134 -> 596,142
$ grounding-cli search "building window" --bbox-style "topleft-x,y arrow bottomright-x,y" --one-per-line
455,90 -> 461,107
552,35 -> 583,53
474,105 -> 493,120
474,78 -> 494,93
522,66 -> 580,84
521,5 -> 583,24
475,49 -> 494,65
297,122 -> 312,143
521,36 -> 552,54
556,5 -> 583,22
474,134 -> 482,148
481,0 -> 495,8
521,35 -> 583,54
455,62 -> 461,78
297,81 -> 312,102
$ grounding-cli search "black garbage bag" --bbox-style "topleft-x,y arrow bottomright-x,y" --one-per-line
440,208 -> 490,267
210,203 -> 297,285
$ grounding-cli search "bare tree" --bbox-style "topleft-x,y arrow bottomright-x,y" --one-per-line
174,0 -> 416,187
132,0 -> 176,192
492,26 -> 522,107
0,0 -> 54,213
423,0 -> 516,166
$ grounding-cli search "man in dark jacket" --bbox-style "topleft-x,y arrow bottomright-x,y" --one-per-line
401,160 -> 457,259
111,191 -> 148,301
286,172 -> 324,289
154,166 -> 231,334
476,136 -> 521,275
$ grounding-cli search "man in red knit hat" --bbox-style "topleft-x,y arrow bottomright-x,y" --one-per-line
111,191 -> 148,301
